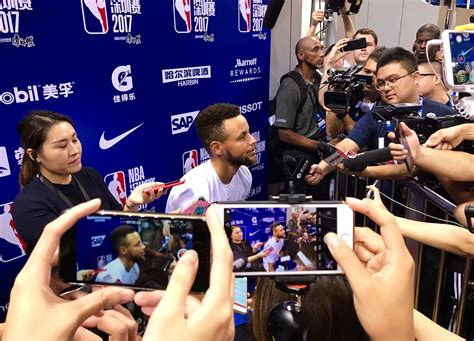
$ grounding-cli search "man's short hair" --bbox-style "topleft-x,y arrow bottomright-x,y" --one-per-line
418,60 -> 442,76
416,23 -> 440,39
367,46 -> 388,63
376,47 -> 418,74
270,221 -> 282,234
110,225 -> 136,254
353,28 -> 378,46
195,103 -> 241,152
295,36 -> 316,57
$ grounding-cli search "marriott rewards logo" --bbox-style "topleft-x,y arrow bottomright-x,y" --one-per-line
230,57 -> 261,83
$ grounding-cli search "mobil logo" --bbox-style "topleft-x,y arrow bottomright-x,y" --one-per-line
170,110 -> 199,135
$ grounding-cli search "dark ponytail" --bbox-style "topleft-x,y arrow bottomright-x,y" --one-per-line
18,110 -> 74,188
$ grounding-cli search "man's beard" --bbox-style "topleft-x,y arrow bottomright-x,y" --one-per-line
224,150 -> 256,168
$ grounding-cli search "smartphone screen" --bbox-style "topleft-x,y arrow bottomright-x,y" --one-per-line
215,203 -> 353,276
59,211 -> 210,292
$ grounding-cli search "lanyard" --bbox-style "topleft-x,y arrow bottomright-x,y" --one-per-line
39,174 -> 91,208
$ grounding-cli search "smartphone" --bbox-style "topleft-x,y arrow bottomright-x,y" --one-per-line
182,196 -> 210,215
441,30 -> 474,92
214,202 -> 353,277
340,38 -> 367,52
395,126 -> 415,172
59,210 -> 210,292
233,277 -> 248,314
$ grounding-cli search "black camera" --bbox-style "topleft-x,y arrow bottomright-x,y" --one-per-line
326,0 -> 364,15
323,64 -> 372,115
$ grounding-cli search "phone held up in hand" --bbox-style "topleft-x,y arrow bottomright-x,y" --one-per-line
340,37 -> 367,52
59,210 -> 211,292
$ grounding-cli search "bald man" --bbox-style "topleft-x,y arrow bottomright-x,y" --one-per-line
273,36 -> 330,198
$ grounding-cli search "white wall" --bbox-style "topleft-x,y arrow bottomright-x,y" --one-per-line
269,0 -> 441,98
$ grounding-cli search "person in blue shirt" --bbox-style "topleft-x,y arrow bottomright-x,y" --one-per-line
305,47 -> 455,185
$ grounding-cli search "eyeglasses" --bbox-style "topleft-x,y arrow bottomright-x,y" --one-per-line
419,73 -> 436,77
375,71 -> 416,91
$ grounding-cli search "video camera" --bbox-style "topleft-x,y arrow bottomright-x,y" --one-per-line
325,0 -> 364,15
323,64 -> 372,115
372,103 -> 473,152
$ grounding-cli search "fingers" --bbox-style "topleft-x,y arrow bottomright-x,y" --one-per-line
387,131 -> 396,141
134,291 -> 164,316
149,250 -> 198,321
389,142 -> 407,161
324,232 -> 371,293
69,286 -> 135,327
345,198 -> 407,257
425,130 -> 443,148
205,205 -> 234,304
27,199 -> 101,280
354,227 -> 385,255
365,185 -> 384,208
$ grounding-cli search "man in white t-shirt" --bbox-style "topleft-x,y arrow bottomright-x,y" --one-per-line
166,103 -> 257,212
96,225 -> 145,285
263,222 -> 286,272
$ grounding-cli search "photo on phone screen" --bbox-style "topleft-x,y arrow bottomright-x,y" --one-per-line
215,203 -> 353,276
442,30 -> 474,91
59,211 -> 210,292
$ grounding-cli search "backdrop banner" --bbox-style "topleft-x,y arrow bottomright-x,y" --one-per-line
0,0 -> 270,321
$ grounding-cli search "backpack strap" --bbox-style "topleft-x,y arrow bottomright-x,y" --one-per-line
280,70 -> 309,114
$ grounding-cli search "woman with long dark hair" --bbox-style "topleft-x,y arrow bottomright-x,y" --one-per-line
12,110 -> 164,252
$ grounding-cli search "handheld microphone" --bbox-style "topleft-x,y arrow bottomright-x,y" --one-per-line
263,0 -> 285,29
342,148 -> 393,172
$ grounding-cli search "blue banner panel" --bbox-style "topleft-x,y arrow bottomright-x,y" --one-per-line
0,0 -> 270,322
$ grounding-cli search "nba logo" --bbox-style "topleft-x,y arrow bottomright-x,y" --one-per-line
174,0 -> 192,33
81,0 -> 109,34
238,0 -> 251,32
104,171 -> 127,206
182,149 -> 198,175
0,202 -> 27,262
0,147 -> 11,178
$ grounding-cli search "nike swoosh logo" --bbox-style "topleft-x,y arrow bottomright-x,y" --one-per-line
99,123 -> 144,150
249,230 -> 260,237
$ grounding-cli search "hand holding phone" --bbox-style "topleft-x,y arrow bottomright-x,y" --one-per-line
144,179 -> 186,195
340,37 -> 367,52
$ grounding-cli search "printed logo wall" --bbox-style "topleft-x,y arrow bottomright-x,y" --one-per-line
0,0 -> 270,321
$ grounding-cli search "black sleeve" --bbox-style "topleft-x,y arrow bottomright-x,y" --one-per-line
12,195 -> 62,252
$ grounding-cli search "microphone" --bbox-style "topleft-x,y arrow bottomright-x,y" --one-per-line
342,148 -> 393,172
263,0 -> 285,29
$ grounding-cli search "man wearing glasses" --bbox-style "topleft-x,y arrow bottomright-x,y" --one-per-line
305,47 -> 454,185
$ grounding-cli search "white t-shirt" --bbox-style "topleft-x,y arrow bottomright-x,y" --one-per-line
95,257 -> 140,285
262,237 -> 284,271
165,160 -> 252,212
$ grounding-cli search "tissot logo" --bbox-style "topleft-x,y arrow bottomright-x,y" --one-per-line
240,101 -> 263,114
171,111 -> 199,135
112,65 -> 133,92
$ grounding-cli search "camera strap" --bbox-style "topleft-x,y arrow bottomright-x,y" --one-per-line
39,174 -> 91,208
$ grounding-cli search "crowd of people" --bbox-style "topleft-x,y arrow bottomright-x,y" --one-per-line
1,2 -> 473,340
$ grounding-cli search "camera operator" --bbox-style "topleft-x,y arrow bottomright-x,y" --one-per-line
324,47 -> 387,139
306,47 -> 455,186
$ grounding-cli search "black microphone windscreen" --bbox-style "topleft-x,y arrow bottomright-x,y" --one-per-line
343,147 -> 393,172
263,0 -> 285,29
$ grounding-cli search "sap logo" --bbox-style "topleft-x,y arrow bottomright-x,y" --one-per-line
91,235 -> 106,248
235,58 -> 257,67
240,101 -> 263,114
0,147 -> 11,177
112,65 -> 133,92
0,85 -> 40,105
171,110 -> 199,135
